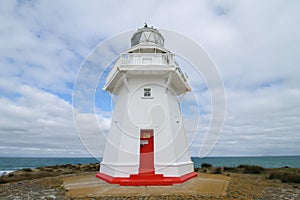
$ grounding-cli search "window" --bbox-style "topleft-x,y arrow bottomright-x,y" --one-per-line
144,88 -> 151,97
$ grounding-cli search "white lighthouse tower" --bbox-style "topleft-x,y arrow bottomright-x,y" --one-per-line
97,25 -> 197,185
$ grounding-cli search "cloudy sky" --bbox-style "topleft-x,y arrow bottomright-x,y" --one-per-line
0,0 -> 299,157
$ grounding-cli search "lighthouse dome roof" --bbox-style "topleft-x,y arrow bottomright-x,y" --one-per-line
131,25 -> 164,47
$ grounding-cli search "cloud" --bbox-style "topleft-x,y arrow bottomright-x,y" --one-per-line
0,0 -> 299,157
211,85 -> 300,156
0,84 -> 110,157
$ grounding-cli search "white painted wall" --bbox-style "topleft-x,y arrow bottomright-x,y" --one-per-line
100,73 -> 194,177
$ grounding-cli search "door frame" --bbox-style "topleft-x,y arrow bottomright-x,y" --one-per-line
139,129 -> 154,174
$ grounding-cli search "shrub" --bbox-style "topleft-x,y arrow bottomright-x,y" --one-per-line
0,177 -> 8,184
211,167 -> 222,174
237,164 -> 265,174
223,166 -> 237,172
44,168 -> 53,172
66,164 -> 73,168
71,165 -> 78,169
21,168 -> 32,172
51,165 -> 59,169
201,163 -> 212,168
269,171 -> 300,183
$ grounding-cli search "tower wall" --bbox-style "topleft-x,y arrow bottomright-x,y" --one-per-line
100,76 -> 194,177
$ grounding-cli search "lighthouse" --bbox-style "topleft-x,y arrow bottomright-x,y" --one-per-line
96,25 -> 197,186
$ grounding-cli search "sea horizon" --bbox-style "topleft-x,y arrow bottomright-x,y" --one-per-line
1,155 -> 300,175
1,154 -> 299,158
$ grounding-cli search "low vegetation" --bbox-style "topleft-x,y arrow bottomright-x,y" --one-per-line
210,167 -> 222,174
0,163 -> 100,184
223,166 -> 239,173
21,168 -> 33,172
237,164 -> 265,174
201,163 -> 212,168
269,171 -> 300,183
1,162 -> 300,185
196,163 -> 300,184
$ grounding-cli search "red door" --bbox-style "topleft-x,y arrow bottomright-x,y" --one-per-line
139,129 -> 154,174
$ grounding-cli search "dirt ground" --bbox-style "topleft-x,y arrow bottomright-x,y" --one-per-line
0,171 -> 299,199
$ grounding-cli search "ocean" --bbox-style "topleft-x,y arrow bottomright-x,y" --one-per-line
1,156 -> 299,175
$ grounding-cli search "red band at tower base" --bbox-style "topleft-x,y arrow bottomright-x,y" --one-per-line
96,172 -> 197,186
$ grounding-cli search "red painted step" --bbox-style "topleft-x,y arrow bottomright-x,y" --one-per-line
96,172 -> 197,186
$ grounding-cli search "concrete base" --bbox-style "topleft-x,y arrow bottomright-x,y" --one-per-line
63,173 -> 230,198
